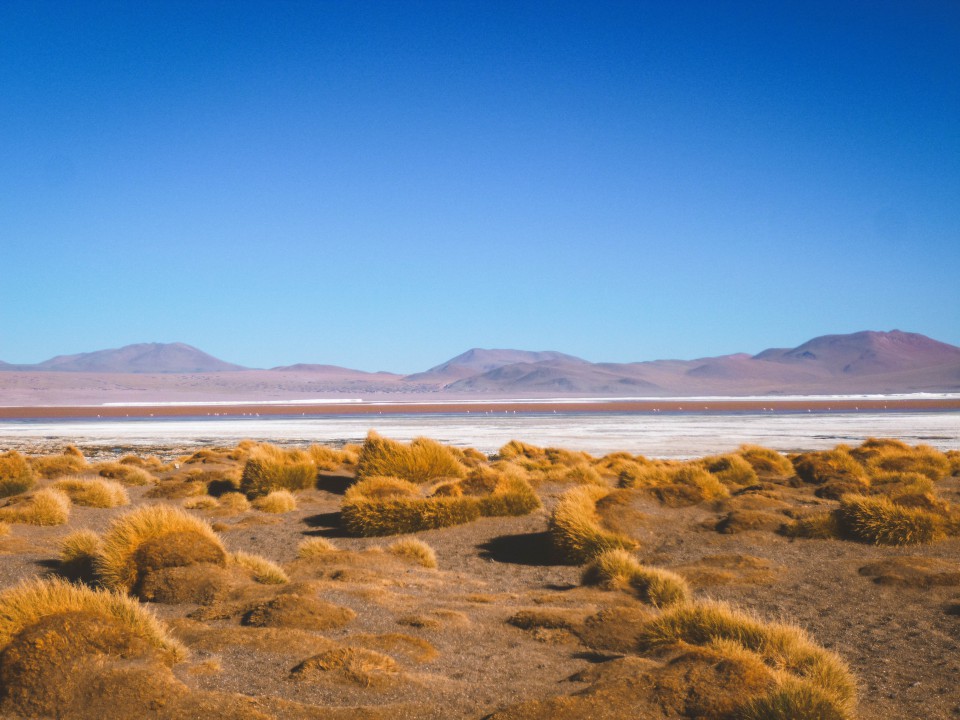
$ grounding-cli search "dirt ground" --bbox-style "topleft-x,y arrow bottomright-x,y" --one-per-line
0,442 -> 958,719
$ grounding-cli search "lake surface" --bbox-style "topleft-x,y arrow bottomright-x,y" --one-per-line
2,409 -> 957,458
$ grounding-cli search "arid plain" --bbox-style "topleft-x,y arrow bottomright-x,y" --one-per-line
0,433 -> 957,719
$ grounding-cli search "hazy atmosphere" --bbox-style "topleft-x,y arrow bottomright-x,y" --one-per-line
2,1 -> 958,371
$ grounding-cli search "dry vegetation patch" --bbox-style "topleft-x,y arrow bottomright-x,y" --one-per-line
53,476 -> 129,508
0,451 -> 36,498
0,488 -> 71,525
549,486 -> 637,563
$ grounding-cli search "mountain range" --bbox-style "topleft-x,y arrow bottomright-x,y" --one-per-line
1,330 -> 959,403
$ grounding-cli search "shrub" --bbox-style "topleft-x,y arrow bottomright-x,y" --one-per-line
0,488 -> 71,525
635,600 -> 856,708
229,551 -> 289,584
618,462 -> 671,488
387,538 -> 438,569
581,549 -> 689,607
52,477 -> 129,508
342,495 -> 480,536
93,462 -> 154,486
0,577 -> 186,660
837,494 -> 941,546
701,453 -> 758,486
95,504 -> 227,594
549,486 -> 637,563
563,463 -> 604,486
29,449 -> 88,479
240,444 -> 316,496
297,537 -> 337,558
738,445 -> 795,479
864,443 -> 950,482
59,529 -> 102,580
356,432 -> 465,484
0,451 -> 36,498
218,492 -> 251,513
252,490 -> 297,513
475,469 -> 541,517
793,449 -> 867,486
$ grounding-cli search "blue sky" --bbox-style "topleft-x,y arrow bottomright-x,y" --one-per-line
2,1 -> 958,372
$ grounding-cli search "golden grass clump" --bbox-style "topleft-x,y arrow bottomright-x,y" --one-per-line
738,445 -> 795,479
229,551 -> 289,584
671,464 -> 731,500
218,491 -> 251,513
252,489 -> 298,513
635,600 -> 856,713
549,486 -> 638,563
837,494 -> 941,546
0,577 -> 186,661
386,538 -> 438,568
0,488 -> 71,525
292,646 -> 398,687
240,443 -> 316,497
617,461 -> 671,488
563,462 -> 605,486
342,492 -> 480,537
297,537 -> 337,558
467,466 -> 542,517
95,504 -> 227,593
356,431 -> 466,484
736,676 -> 852,720
308,444 -> 353,471
792,449 -> 868,486
28,448 -> 88,479
0,451 -> 36,498
581,549 -> 689,607
701,453 -> 759,486
871,471 -> 934,497
52,476 -> 130,508
58,529 -> 103,580
862,443 -> 951,482
93,462 -> 154,486
183,496 -> 219,510
347,475 -> 419,501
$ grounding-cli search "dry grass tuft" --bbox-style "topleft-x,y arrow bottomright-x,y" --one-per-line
549,486 -> 638,563
95,504 -> 227,594
837,494 -> 941,546
297,537 -> 337,558
240,444 -> 316,497
28,449 -> 88,479
617,462 -> 671,488
563,462 -> 605,486
93,462 -> 155,486
581,549 -> 689,607
792,449 -> 868,487
0,488 -> 71,525
307,444 -> 354,471
217,491 -> 252,513
342,493 -> 480,537
386,538 -> 437,569
738,445 -> 795,479
230,551 -> 290,584
58,529 -> 103,580
183,496 -> 220,510
0,576 -> 186,661
357,431 -> 466,484
252,490 -> 298,513
635,600 -> 856,711
474,467 -> 542,517
291,646 -> 399,687
701,453 -> 759,486
736,676 -> 852,720
53,476 -> 129,508
0,451 -> 36,498
243,594 -> 355,630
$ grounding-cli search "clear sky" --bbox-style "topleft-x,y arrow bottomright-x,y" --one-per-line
2,1 -> 958,372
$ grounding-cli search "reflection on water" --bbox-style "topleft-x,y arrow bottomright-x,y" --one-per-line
1,410 -> 958,458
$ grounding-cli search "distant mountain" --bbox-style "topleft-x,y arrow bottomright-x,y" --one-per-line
753,330 -> 960,375
5,343 -> 246,373
270,363 -> 401,380
1,331 -> 957,400
406,348 -> 586,382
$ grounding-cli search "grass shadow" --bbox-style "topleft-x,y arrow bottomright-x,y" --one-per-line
302,511 -> 353,538
316,473 -> 354,495
477,531 -> 569,567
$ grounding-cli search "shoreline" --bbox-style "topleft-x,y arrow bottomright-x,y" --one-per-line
1,397 -> 959,420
